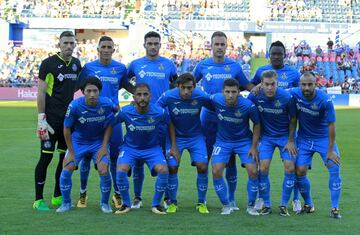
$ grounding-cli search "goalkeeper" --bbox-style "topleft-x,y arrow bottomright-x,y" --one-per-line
33,31 -> 82,211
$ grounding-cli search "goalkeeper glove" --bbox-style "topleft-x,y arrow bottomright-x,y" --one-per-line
37,113 -> 55,140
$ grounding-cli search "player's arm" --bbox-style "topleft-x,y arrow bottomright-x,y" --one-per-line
249,123 -> 260,163
96,124 -> 113,165
63,126 -> 75,165
283,117 -> 298,158
326,122 -> 340,165
168,121 -> 180,163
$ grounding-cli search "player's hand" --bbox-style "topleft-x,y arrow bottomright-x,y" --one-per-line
96,146 -> 109,165
283,141 -> 298,159
326,150 -> 340,166
248,146 -> 259,163
169,145 -> 181,164
250,84 -> 262,96
37,113 -> 55,140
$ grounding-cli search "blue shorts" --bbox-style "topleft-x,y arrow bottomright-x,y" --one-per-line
117,145 -> 167,176
211,140 -> 256,167
109,122 -> 123,160
67,141 -> 110,167
200,118 -> 217,156
259,136 -> 296,162
296,137 -> 340,167
173,135 -> 208,167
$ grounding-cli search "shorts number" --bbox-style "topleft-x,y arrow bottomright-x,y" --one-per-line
212,146 -> 221,156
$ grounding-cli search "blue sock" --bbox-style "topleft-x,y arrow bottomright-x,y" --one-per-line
247,177 -> 259,207
293,179 -> 300,201
225,166 -> 237,202
281,172 -> 295,207
99,173 -> 111,204
116,171 -> 130,207
259,172 -> 271,207
79,159 -> 91,193
152,173 -> 168,207
110,157 -> 119,194
197,173 -> 208,203
328,164 -> 342,209
297,175 -> 313,206
167,173 -> 178,204
213,177 -> 229,205
164,188 -> 170,200
133,165 -> 144,198
60,169 -> 73,204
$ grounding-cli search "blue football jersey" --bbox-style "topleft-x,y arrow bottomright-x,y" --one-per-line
291,88 -> 336,139
157,87 -> 211,138
79,59 -> 127,107
251,64 -> 300,88
210,93 -> 260,142
127,56 -> 177,103
248,88 -> 296,137
116,103 -> 168,149
64,96 -> 115,144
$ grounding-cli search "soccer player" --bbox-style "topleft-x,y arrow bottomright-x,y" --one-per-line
291,72 -> 342,219
157,73 -> 211,213
251,41 -> 302,213
33,31 -> 81,211
193,31 -> 254,209
56,77 -> 115,213
248,70 -> 297,216
126,31 -> 177,208
210,79 -> 260,215
114,83 -> 171,215
77,36 -> 130,209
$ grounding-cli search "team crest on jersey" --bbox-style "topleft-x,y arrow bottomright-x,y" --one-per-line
44,141 -> 52,149
274,100 -> 281,108
159,64 -> 164,70
111,67 -> 116,74
310,103 -> 318,110
147,117 -> 155,123
65,106 -> 71,117
235,110 -> 242,117
281,73 -> 287,80
191,100 -> 198,106
72,64 -> 78,72
139,70 -> 146,78
57,73 -> 64,82
224,65 -> 230,72
98,107 -> 104,115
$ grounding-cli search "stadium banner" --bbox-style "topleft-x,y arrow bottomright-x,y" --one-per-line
327,86 -> 342,94
0,87 -> 38,100
349,94 -> 360,107
329,94 -> 349,106
170,20 -> 349,33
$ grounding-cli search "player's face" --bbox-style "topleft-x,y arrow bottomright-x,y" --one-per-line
211,36 -> 227,58
83,84 -> 99,106
59,36 -> 76,58
300,76 -> 316,99
134,86 -> 151,108
144,37 -> 161,58
223,85 -> 239,106
262,76 -> 278,98
270,46 -> 285,68
179,81 -> 195,99
98,40 -> 115,61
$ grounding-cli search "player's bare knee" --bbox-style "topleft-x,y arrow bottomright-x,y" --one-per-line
196,163 -> 208,174
296,166 -> 307,176
97,164 -> 109,176
259,165 -> 269,174
212,166 -> 223,178
117,164 -> 130,172
63,162 -> 75,172
155,164 -> 169,174
284,161 -> 295,173
246,164 -> 258,178
169,166 -> 178,174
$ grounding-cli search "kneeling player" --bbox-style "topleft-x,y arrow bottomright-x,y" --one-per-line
56,77 -> 114,213
292,72 -> 342,219
115,83 -> 170,215
248,70 -> 297,216
210,79 -> 261,215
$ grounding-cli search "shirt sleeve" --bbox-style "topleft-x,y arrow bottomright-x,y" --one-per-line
126,62 -> 135,83
169,62 -> 178,84
250,69 -> 262,85
249,102 -> 260,125
38,59 -> 48,81
193,62 -> 202,82
325,98 -> 336,123
115,110 -> 126,123
156,93 -> 167,108
293,71 -> 301,87
287,95 -> 297,118
63,102 -> 77,128
119,64 -> 129,89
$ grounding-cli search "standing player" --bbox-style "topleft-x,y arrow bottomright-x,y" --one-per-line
33,31 -> 81,211
56,77 -> 114,213
77,36 -> 130,209
210,79 -> 260,215
251,41 -> 302,213
248,70 -> 297,216
292,72 -> 342,219
127,31 -> 177,208
157,73 -> 211,213
193,31 -> 254,209
114,83 -> 170,215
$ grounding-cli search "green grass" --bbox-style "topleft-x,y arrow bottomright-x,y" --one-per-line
0,105 -> 360,235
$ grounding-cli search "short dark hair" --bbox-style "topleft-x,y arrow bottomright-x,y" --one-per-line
135,83 -> 151,92
269,41 -> 286,53
98,36 -> 113,44
80,76 -> 102,92
144,31 -> 161,43
211,31 -> 227,42
223,79 -> 239,89
59,31 -> 75,39
261,70 -> 278,80
176,73 -> 196,86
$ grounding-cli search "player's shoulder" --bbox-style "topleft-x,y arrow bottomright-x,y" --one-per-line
129,57 -> 146,65
315,89 -> 331,101
224,57 -> 239,65
211,93 -> 223,102
158,56 -> 174,63
257,64 -> 272,72
71,56 -> 81,64
98,96 -> 113,106
192,87 -> 207,97
111,59 -> 126,68
277,87 -> 291,98
150,103 -> 165,114
71,96 -> 85,106
239,95 -> 253,106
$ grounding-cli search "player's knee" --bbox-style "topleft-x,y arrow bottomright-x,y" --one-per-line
117,164 -> 130,172
284,161 -> 295,173
212,166 -> 223,178
155,164 -> 169,174
246,164 -> 258,178
259,165 -> 269,174
98,165 -> 109,176
196,163 -> 208,174
63,162 -> 75,172
168,166 -> 178,174
296,166 -> 307,176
